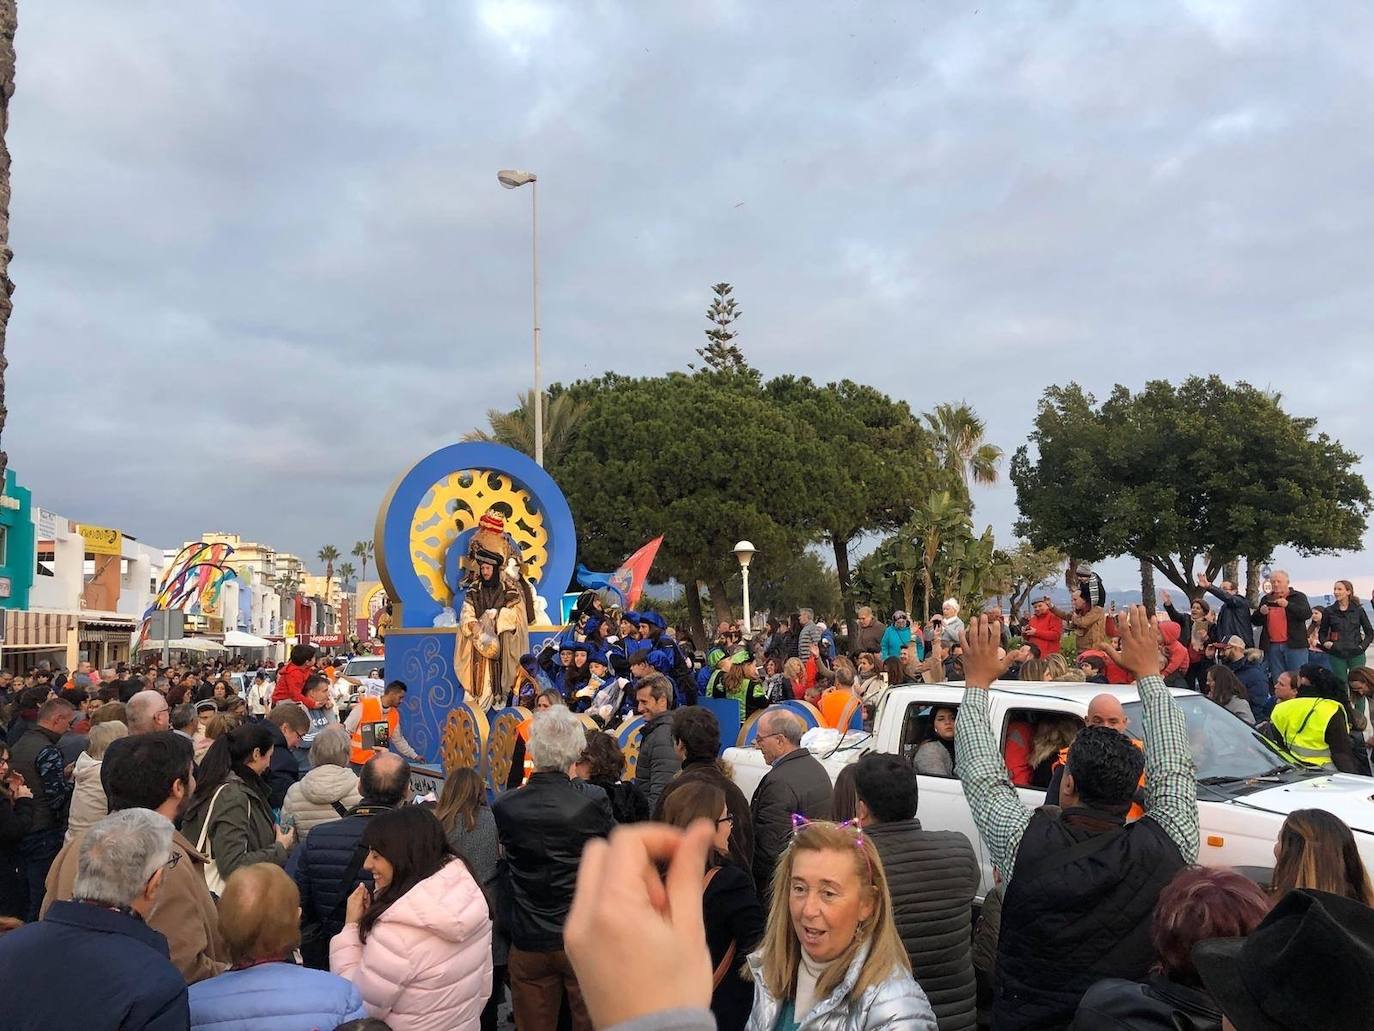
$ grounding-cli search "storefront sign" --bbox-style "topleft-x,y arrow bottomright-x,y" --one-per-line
77,524 -> 122,556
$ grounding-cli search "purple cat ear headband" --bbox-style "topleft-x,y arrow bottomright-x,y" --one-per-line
790,813 -> 873,880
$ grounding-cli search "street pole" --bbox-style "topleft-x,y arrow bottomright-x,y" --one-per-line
741,565 -> 752,640
161,610 -> 170,666
531,179 -> 543,468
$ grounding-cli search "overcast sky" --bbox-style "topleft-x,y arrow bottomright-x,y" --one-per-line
8,1 -> 1373,598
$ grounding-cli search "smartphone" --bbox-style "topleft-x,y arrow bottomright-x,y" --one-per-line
280,814 -> 296,833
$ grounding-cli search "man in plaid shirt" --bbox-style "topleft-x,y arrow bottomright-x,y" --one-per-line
955,607 -> 1200,1031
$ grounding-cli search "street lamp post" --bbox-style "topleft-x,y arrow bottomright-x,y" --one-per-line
497,169 -> 542,467
734,540 -> 756,639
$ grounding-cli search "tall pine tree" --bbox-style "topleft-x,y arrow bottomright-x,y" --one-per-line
693,282 -> 749,373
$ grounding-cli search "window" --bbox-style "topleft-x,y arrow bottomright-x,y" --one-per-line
0,525 -> 7,565
898,701 -> 962,778
36,550 -> 55,577
1001,709 -> 1084,790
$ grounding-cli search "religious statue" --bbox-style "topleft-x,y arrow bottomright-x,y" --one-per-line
455,510 -> 534,710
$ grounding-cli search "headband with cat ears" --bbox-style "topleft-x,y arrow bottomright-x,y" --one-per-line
790,813 -> 873,881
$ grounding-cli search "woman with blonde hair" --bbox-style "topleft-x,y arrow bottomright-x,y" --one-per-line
1028,717 -> 1079,788
1271,808 -> 1374,905
1042,653 -> 1070,680
745,820 -> 937,1030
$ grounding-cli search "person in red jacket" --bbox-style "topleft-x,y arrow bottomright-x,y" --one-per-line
272,644 -> 320,709
1021,596 -> 1064,659
1157,618 -> 1190,686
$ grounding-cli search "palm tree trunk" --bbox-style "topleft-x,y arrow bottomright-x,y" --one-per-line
0,0 -> 16,484
1223,559 -> 1240,588
1245,557 -> 1263,607
830,533 -> 857,653
1139,557 -> 1156,616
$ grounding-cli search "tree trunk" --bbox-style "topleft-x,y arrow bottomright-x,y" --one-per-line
0,0 -> 16,485
921,567 -> 933,623
706,577 -> 733,629
830,533 -> 857,648
1223,559 -> 1239,589
1246,557 -> 1263,607
1139,557 -> 1156,617
684,580 -> 707,652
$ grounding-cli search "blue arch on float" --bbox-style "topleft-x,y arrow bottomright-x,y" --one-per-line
376,442 -> 577,629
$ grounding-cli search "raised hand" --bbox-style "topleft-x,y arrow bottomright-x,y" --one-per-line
1196,573 -> 1211,589
1102,605 -> 1164,679
1160,590 -> 1172,607
566,822 -> 714,1027
959,616 -> 1014,689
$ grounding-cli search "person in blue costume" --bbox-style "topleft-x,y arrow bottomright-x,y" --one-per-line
565,642 -> 594,702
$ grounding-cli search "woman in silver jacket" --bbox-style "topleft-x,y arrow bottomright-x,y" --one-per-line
745,819 -> 936,1031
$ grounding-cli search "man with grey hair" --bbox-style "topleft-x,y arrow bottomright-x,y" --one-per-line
169,703 -> 198,740
126,689 -> 171,735
749,706 -> 833,895
495,706 -> 614,1031
852,604 -> 885,657
0,809 -> 190,1029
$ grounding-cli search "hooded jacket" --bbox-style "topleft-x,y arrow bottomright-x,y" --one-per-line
282,763 -> 363,839
1157,621 -> 1190,681
271,661 -> 317,708
65,751 -> 109,842
330,858 -> 493,1031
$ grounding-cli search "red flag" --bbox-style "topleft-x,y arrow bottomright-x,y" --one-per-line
610,536 -> 663,610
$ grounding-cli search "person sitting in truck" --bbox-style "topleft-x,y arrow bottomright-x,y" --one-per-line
954,608 -> 1199,1031
913,706 -> 958,778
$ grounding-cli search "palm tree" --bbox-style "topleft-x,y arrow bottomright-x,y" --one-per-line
0,2 -> 17,485
337,562 -> 356,591
923,401 -> 1003,495
317,545 -> 340,597
462,389 -> 589,466
352,539 -> 374,582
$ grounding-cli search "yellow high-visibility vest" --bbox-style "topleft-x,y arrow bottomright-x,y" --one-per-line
1271,697 -> 1342,769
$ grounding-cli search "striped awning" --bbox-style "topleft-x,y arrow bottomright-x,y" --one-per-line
3,611 -> 77,650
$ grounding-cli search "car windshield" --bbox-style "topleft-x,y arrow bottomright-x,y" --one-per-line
1122,696 -> 1290,781
345,660 -> 381,677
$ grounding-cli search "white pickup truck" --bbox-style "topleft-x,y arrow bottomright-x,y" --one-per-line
726,681 -> 1374,896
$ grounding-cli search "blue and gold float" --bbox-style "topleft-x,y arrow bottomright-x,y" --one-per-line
375,442 -> 576,793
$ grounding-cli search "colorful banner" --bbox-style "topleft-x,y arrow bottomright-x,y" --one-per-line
77,524 -> 121,556
611,536 -> 664,610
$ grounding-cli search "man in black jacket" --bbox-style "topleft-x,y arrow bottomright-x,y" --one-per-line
749,708 -> 832,896
1251,570 -> 1312,684
633,673 -> 680,809
855,752 -> 979,1031
291,751 -> 410,969
496,705 -> 614,1031
1196,573 -> 1252,650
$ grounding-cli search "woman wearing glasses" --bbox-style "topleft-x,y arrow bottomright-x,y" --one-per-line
660,780 -> 763,1031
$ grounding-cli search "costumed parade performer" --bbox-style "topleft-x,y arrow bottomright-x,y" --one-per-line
455,510 -> 534,711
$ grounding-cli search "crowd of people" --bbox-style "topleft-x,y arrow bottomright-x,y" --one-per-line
0,565 -> 1369,1029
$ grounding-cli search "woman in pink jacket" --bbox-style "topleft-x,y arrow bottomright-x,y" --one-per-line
332,805 -> 493,1031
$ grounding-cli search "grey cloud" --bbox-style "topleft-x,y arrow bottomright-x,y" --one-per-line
6,1 -> 1373,591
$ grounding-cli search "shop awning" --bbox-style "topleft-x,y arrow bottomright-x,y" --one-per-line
4,611 -> 77,650
223,630 -> 273,649
137,637 -> 226,654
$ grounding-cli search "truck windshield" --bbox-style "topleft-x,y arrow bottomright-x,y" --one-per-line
1121,696 -> 1290,782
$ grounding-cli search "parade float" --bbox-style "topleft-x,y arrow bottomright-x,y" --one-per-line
372,439 -> 833,796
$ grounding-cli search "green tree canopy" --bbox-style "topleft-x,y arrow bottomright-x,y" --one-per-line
553,370 -> 819,644
762,376 -> 932,632
1011,377 -> 1370,594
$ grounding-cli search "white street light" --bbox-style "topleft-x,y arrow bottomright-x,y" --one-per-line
497,169 -> 542,467
734,541 -> 756,639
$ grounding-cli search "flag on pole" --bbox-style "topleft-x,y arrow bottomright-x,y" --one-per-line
610,536 -> 664,610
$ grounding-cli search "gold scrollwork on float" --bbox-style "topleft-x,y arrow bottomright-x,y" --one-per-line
409,470 -> 550,606
440,704 -> 491,776
485,709 -> 526,789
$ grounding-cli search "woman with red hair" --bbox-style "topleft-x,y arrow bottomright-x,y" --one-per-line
1070,867 -> 1272,1029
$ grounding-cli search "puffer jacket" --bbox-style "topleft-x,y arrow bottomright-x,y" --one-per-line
744,940 -> 938,1031
866,819 -> 979,1031
330,858 -> 493,1031
633,711 -> 681,809
189,961 -> 366,1030
65,752 -> 109,841
282,764 -> 362,839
